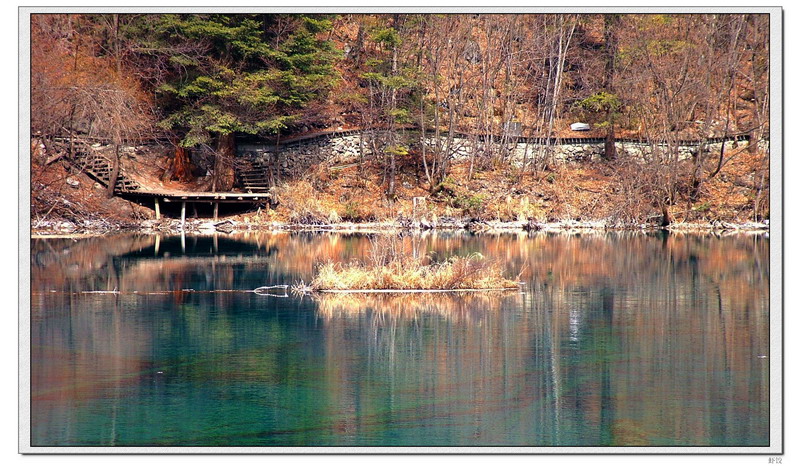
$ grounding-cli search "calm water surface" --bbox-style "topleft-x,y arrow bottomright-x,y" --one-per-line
30,231 -> 769,446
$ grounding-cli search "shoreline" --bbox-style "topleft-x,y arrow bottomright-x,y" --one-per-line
29,217 -> 770,238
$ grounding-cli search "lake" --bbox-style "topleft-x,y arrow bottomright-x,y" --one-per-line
29,231 -> 770,447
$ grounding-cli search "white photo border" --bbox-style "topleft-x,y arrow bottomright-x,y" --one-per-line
18,5 -> 783,455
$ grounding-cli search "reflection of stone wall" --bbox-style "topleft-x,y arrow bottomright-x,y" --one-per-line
237,132 -> 763,176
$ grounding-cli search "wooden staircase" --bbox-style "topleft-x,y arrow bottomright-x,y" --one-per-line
236,159 -> 271,193
70,147 -> 140,193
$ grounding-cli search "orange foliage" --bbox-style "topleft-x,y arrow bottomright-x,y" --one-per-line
31,14 -> 151,143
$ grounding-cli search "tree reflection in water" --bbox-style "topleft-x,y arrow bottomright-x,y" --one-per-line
30,231 -> 769,446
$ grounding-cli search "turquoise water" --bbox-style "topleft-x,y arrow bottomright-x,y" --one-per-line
30,232 -> 770,446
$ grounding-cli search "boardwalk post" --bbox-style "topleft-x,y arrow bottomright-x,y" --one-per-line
181,202 -> 186,231
154,198 -> 161,220
213,202 -> 219,221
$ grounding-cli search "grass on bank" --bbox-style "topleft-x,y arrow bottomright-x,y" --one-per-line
298,237 -> 520,292
260,146 -> 769,227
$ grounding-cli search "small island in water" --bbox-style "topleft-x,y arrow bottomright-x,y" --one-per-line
297,238 -> 520,293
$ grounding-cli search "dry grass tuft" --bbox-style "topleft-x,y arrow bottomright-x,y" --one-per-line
305,237 -> 519,291
272,180 -> 342,225
484,195 -> 545,222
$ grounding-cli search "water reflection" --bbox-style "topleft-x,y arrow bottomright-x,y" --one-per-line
30,231 -> 769,446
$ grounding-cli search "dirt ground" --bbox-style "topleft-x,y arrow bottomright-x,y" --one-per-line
29,139 -> 769,235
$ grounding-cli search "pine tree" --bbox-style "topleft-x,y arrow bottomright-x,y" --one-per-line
130,14 -> 339,190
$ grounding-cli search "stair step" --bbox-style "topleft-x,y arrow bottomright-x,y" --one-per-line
70,154 -> 141,192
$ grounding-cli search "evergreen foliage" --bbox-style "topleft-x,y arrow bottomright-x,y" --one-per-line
131,14 -> 339,147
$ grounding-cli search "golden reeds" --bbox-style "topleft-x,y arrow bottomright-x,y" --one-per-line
303,237 -> 519,291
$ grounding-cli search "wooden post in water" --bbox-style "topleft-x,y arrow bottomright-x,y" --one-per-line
154,198 -> 161,220
213,202 -> 219,221
181,202 -> 186,231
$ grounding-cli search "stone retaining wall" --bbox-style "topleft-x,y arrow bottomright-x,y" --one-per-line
238,134 -> 367,177
236,131 -> 764,177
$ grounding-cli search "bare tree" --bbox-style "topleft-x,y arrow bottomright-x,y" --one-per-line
31,14 -> 152,197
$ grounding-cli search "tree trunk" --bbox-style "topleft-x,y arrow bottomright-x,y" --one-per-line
213,133 -> 236,192
604,123 -> 617,160
386,39 -> 399,199
603,15 -> 618,160
660,203 -> 672,227
352,21 -> 365,66
113,14 -> 121,75
166,143 -> 193,182
419,101 -> 431,187
387,152 -> 396,198
106,144 -> 120,198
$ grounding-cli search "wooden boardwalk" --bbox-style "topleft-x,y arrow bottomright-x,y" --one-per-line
122,190 -> 273,221
63,144 -> 271,221
62,129 -> 758,222
65,150 -> 270,202
122,189 -> 271,202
